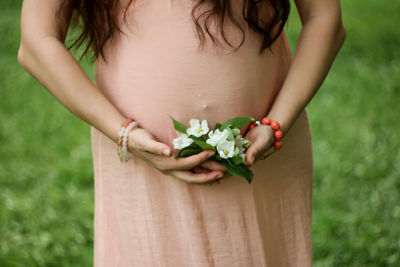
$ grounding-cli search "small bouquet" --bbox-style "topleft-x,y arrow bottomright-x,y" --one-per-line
169,115 -> 256,184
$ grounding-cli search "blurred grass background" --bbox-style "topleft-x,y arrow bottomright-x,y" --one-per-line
1,0 -> 399,266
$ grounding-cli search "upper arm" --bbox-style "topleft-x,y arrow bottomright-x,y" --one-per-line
20,0 -> 73,46
293,0 -> 345,27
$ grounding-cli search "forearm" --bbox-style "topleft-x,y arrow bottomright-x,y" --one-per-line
18,36 -> 126,143
266,15 -> 346,136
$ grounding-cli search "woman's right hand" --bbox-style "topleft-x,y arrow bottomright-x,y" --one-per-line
127,127 -> 225,185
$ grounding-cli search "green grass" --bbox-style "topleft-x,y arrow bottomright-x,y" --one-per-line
1,0 -> 399,265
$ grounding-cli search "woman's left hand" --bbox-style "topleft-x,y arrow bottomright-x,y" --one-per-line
242,124 -> 276,166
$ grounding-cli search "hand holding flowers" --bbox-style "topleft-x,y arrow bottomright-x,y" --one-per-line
242,121 -> 276,165
126,126 -> 225,184
203,123 -> 276,184
170,116 -> 256,183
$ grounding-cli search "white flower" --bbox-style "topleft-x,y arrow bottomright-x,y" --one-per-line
235,134 -> 250,148
234,135 -> 249,160
216,140 -> 235,159
232,128 -> 241,137
237,143 -> 245,155
173,131 -> 194,149
206,128 -> 229,147
186,119 -> 209,137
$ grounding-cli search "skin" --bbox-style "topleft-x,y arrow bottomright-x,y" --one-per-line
18,0 -> 346,185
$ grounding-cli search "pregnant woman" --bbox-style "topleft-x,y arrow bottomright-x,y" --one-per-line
18,0 -> 345,266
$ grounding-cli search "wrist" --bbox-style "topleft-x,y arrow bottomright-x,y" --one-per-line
117,118 -> 138,163
263,113 -> 291,138
249,117 -> 283,151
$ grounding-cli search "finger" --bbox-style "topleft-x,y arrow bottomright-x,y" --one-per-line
192,166 -> 229,186
168,150 -> 217,171
141,137 -> 172,156
169,169 -> 223,184
245,138 -> 263,166
193,165 -> 232,180
199,160 -> 227,172
131,147 -> 174,169
190,166 -> 220,186
205,171 -> 234,185
192,166 -> 234,185
191,166 -> 210,173
137,149 -> 216,172
130,129 -> 171,156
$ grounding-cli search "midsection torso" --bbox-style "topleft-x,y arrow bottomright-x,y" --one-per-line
95,0 -> 292,148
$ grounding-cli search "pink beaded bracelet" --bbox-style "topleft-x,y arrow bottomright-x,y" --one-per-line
117,118 -> 138,163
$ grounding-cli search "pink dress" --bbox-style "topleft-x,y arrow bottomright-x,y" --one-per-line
90,0 -> 313,266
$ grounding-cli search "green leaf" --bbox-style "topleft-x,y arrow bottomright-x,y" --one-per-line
233,146 -> 240,156
213,122 -> 222,130
187,134 -> 208,143
220,117 -> 255,130
226,158 -> 235,166
178,147 -> 203,158
231,154 -> 244,165
214,154 -> 222,161
193,139 -> 215,151
176,143 -> 203,158
175,143 -> 201,158
187,135 -> 202,141
168,114 -> 187,134
222,161 -> 254,184
220,123 -> 232,131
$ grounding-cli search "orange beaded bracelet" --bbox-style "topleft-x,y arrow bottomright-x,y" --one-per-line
249,117 -> 283,159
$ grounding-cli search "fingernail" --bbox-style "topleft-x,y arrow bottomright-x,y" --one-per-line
216,173 -> 223,179
163,148 -> 170,156
208,151 -> 215,157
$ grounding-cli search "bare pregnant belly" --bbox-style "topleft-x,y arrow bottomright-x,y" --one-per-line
94,1 -> 292,149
